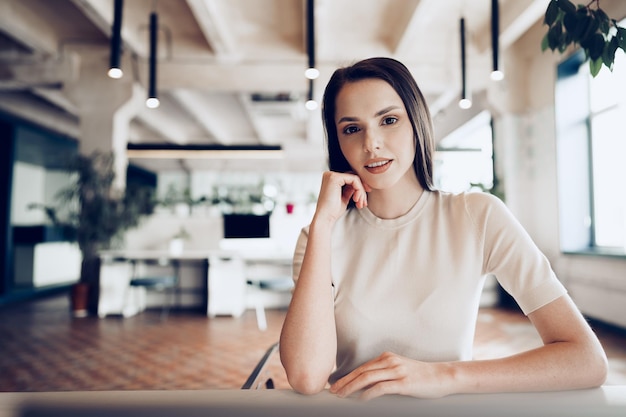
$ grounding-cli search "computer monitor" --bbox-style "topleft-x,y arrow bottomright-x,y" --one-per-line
222,213 -> 270,239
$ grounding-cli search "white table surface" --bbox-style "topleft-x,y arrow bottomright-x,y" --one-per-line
2,387 -> 625,417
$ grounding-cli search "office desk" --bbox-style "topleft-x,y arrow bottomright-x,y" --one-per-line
98,249 -> 293,318
98,251 -> 213,317
2,387 -> 626,417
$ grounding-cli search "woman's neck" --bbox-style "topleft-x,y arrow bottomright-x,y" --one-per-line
366,175 -> 425,219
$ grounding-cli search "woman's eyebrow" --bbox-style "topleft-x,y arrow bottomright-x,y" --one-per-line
375,105 -> 401,117
337,115 -> 358,124
337,105 -> 401,124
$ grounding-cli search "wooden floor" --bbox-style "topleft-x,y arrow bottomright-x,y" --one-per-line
1,293 -> 625,392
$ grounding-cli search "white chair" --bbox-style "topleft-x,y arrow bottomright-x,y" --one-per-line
245,259 -> 293,331
207,254 -> 247,318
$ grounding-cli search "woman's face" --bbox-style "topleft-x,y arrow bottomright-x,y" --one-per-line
334,78 -> 418,191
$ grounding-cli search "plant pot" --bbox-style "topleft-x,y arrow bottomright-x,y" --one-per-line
169,238 -> 184,256
70,282 -> 89,318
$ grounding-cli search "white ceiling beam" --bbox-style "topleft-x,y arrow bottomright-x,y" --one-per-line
0,56 -> 77,90
186,0 -> 238,59
69,0 -> 111,37
128,120 -> 169,144
170,90 -> 233,144
393,0 -> 446,56
0,1 -> 61,55
428,88 -> 461,118
500,0 -> 550,49
0,92 -> 80,138
134,109 -> 189,145
31,87 -> 79,115
238,93 -> 270,143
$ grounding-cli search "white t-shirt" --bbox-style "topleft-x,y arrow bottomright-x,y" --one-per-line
292,190 -> 567,383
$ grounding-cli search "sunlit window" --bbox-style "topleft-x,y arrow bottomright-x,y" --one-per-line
434,111 -> 494,194
556,32 -> 626,254
589,50 -> 626,248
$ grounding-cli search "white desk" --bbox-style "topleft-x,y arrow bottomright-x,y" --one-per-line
98,249 -> 293,318
2,387 -> 625,417
98,251 -> 214,317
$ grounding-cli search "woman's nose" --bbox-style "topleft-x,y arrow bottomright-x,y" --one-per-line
363,129 -> 382,153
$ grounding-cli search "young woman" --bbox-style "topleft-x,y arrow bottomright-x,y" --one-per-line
279,57 -> 607,400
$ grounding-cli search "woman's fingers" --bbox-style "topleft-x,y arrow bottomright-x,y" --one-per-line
329,352 -> 450,400
330,353 -> 397,396
332,366 -> 402,399
340,174 -> 369,209
317,171 -> 369,216
360,380 -> 404,401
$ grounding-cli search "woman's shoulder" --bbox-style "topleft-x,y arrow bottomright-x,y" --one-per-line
434,190 -> 510,225
435,189 -> 503,210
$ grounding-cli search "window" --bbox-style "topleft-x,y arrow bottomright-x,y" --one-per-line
556,42 -> 626,254
434,110 -> 494,194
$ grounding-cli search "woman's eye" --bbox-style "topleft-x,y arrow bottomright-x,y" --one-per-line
342,125 -> 360,135
382,117 -> 398,125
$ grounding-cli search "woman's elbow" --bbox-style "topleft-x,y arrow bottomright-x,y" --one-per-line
586,350 -> 609,388
285,369 -> 329,395
578,340 -> 609,388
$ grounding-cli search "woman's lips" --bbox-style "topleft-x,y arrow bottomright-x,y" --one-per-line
364,159 -> 392,174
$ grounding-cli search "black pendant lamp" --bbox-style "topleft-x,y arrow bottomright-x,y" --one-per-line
146,11 -> 159,108
108,0 -> 124,78
490,0 -> 504,81
304,0 -> 319,81
459,18 -> 472,109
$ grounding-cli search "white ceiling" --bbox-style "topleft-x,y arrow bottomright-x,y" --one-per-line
0,0 -> 549,172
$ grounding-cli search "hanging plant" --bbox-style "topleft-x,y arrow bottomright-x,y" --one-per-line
541,0 -> 626,76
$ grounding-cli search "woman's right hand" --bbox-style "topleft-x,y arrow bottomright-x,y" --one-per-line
313,171 -> 370,224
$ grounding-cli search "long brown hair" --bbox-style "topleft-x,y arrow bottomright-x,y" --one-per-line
322,57 -> 435,191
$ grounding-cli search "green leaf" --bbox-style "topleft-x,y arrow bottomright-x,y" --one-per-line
593,9 -> 611,34
541,33 -> 551,52
617,27 -> 626,50
589,57 -> 603,77
556,0 -> 576,14
569,12 -> 590,42
563,9 -> 577,32
580,18 -> 600,48
588,33 -> 606,60
548,23 -> 563,50
544,0 -> 559,25
563,30 -> 573,47
602,36 -> 619,68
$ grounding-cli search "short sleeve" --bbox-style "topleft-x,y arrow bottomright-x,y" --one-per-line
468,193 -> 567,315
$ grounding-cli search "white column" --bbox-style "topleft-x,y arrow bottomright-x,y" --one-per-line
63,48 -> 144,187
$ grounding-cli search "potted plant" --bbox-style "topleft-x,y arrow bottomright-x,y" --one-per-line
29,150 -> 156,316
169,226 -> 191,255
542,0 -> 626,76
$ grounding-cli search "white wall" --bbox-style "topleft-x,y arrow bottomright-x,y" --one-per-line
157,170 -> 322,209
124,170 -> 320,254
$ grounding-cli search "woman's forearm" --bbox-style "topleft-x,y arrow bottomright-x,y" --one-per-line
448,296 -> 607,396
444,341 -> 606,396
280,218 -> 338,394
